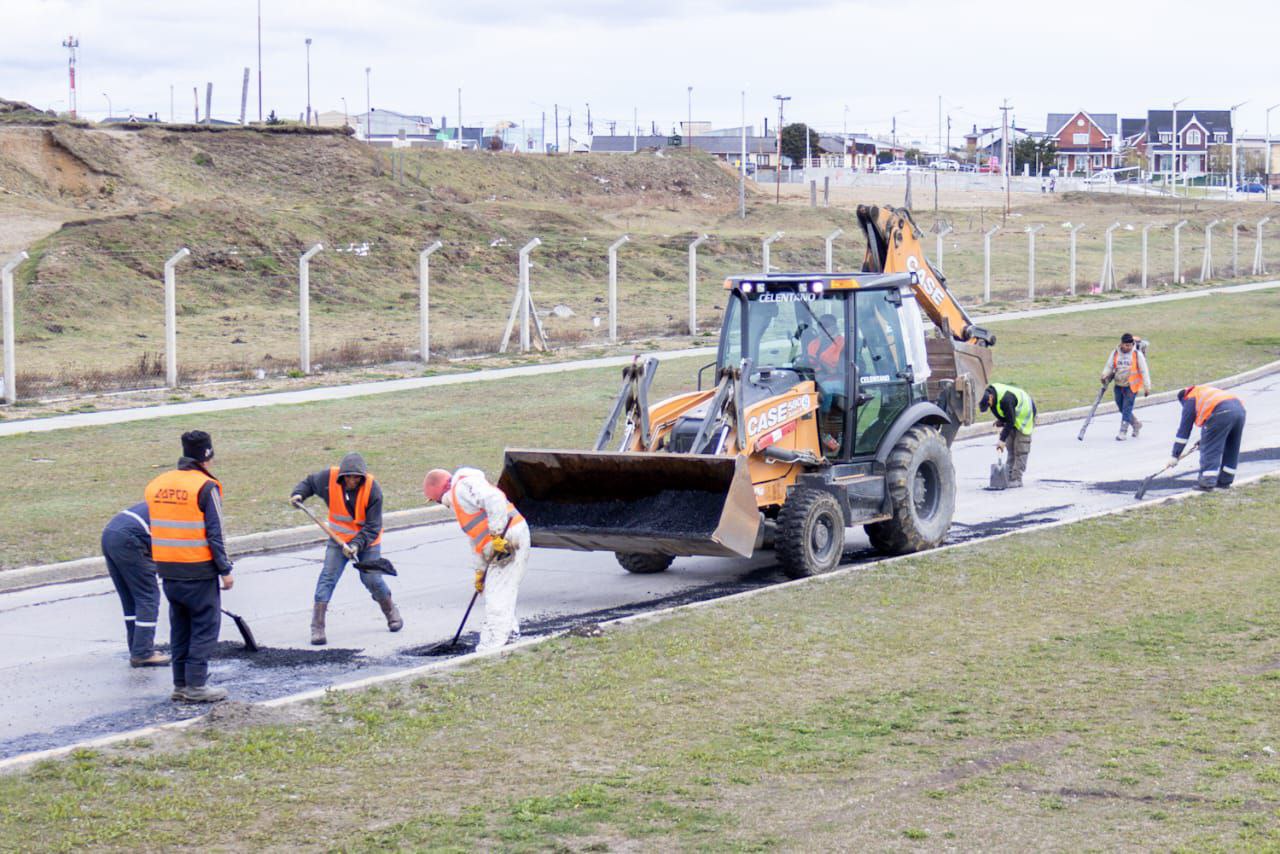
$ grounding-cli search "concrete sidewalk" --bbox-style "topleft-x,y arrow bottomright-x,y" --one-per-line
3,279 -> 1274,438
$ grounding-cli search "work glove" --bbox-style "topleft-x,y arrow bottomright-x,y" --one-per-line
1168,456 -> 1180,469
474,568 -> 487,593
342,542 -> 357,560
1100,376 -> 1110,386
1144,390 -> 1150,397
996,441 -> 1006,455
289,494 -> 304,507
490,536 -> 511,558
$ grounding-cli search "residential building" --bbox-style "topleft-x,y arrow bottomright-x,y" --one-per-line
589,133 -> 782,167
1046,111 -> 1118,174
1143,109 -> 1232,178
355,109 -> 435,144
963,124 -> 1031,166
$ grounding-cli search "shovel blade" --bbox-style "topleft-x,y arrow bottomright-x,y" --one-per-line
355,557 -> 398,576
989,462 -> 1009,490
222,609 -> 259,652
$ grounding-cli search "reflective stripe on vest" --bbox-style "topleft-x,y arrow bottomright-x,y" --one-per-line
1112,349 -> 1146,393
450,476 -> 524,555
326,467 -> 383,546
145,468 -> 220,565
990,382 -> 1034,434
1187,385 -> 1237,427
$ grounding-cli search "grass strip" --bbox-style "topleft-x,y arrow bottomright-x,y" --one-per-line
1,288 -> 1277,568
2,479 -> 1278,850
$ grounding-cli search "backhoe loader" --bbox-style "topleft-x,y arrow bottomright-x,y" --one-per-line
499,205 -> 996,578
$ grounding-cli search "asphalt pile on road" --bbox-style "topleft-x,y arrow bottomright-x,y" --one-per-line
520,489 -> 725,538
212,641 -> 363,668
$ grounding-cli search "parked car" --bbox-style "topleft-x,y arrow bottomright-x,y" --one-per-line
1237,182 -> 1266,194
958,163 -> 977,173
930,158 -> 960,171
878,161 -> 911,174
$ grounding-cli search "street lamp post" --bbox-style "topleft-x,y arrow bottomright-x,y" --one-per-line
1267,103 -> 1280,203
687,85 -> 692,144
364,67 -> 371,139
773,94 -> 790,203
1171,97 -> 1186,195
340,97 -> 348,129
102,92 -> 112,120
305,37 -> 313,126
1229,100 -> 1247,193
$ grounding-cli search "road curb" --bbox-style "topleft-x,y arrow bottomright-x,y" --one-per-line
5,359 -> 1278,594
0,505 -> 453,594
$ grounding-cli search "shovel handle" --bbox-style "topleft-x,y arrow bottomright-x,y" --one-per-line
293,499 -> 346,548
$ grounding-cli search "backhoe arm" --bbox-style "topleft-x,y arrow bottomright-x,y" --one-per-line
856,204 -> 994,347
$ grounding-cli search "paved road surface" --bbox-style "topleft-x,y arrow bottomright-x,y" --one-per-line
1,375 -> 1277,758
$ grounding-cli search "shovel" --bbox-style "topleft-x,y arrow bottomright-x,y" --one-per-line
421,520 -> 514,656
292,500 -> 398,576
988,446 -> 1009,490
221,608 -> 260,652
1134,441 -> 1200,500
1078,379 -> 1111,441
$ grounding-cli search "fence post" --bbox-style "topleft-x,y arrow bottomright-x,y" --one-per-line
607,234 -> 630,344
824,228 -> 843,273
2,251 -> 28,404
983,226 -> 999,303
1233,221 -> 1242,278
935,225 -> 953,271
762,231 -> 784,274
1199,220 -> 1220,283
499,238 -> 542,354
419,240 -> 443,363
688,233 -> 709,335
1026,225 -> 1044,300
1254,216 -> 1272,275
1173,220 -> 1188,284
1100,222 -> 1120,292
1141,223 -> 1158,289
1066,224 -> 1084,295
823,176 -> 830,207
298,243 -> 323,374
163,247 -> 191,388
809,180 -> 816,207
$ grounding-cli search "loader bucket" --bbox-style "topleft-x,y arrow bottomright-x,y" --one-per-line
498,449 -> 761,558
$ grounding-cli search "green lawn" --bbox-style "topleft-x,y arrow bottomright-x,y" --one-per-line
2,478 -> 1278,850
1,288 -> 1277,568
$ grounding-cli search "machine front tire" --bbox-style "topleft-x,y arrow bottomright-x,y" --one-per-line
864,424 -> 955,555
616,552 -> 675,574
776,488 -> 845,579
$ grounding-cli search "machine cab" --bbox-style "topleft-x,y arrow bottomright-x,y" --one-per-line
718,273 -> 933,460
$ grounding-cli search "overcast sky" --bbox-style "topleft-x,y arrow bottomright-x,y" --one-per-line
4,0 -> 1278,144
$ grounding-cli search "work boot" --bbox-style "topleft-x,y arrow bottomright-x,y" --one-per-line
1115,423 -> 1128,441
1130,417 -> 1142,438
171,686 -> 187,701
377,596 -> 403,632
1196,475 -> 1216,492
131,650 -> 171,668
310,602 -> 327,646
181,685 -> 228,703
1008,479 -> 1024,489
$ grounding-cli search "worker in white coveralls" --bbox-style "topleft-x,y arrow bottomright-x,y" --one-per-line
422,467 -> 531,651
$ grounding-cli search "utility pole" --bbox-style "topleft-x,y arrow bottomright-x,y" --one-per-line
62,35 -> 80,118
1172,97 -> 1186,195
1267,103 -> 1280,203
457,87 -> 462,142
740,90 -> 747,219
169,84 -> 174,123
304,37 -> 312,126
554,104 -> 559,153
687,85 -> 692,142
586,101 -> 592,135
541,112 -> 546,154
1229,100 -> 1247,193
937,94 -> 942,160
633,106 -> 637,153
364,67 -> 371,138
1000,99 -> 1012,222
774,94 -> 790,203
256,0 -> 263,121
239,67 -> 249,125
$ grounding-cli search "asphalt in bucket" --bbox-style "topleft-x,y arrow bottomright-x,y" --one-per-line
520,489 -> 725,538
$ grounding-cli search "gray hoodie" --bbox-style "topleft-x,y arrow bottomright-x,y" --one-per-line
292,453 -> 383,552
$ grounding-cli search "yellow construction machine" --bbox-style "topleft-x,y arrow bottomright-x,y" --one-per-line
499,205 -> 995,578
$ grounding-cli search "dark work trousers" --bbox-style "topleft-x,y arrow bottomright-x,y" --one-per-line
1113,385 -> 1137,426
101,527 -> 161,659
1199,401 -> 1247,487
162,577 -> 222,689
1007,432 -> 1033,485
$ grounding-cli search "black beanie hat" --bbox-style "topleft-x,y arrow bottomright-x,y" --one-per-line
978,385 -> 995,413
1120,332 -> 1134,344
181,430 -> 214,462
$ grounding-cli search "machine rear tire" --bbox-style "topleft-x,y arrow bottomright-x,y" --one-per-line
776,488 -> 845,579
616,552 -> 675,574
864,424 -> 955,555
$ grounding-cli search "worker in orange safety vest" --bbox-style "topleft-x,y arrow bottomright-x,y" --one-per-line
1172,385 -> 1246,491
423,466 -> 530,652
1100,333 -> 1152,441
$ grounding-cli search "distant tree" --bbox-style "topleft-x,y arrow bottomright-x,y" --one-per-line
904,147 -> 924,164
1014,138 -> 1059,175
266,110 -> 280,125
1209,143 -> 1232,176
488,134 -> 504,151
781,123 -> 822,163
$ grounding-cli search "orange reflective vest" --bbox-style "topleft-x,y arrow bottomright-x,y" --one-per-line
807,334 -> 845,374
146,468 -> 221,567
451,476 -> 524,556
1185,385 -> 1238,427
1112,349 -> 1147,393
327,466 -> 383,546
